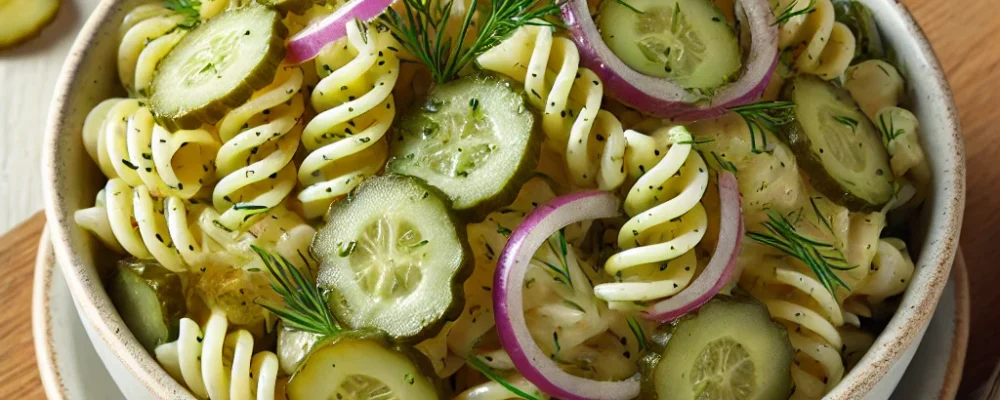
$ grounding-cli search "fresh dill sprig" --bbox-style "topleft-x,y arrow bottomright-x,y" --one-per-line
251,245 -> 342,337
747,210 -> 855,297
382,0 -> 563,83
709,151 -> 738,174
533,229 -> 573,288
877,112 -> 905,145
774,0 -> 817,25
163,0 -> 202,29
625,316 -> 648,352
833,115 -> 859,132
729,101 -> 797,154
467,356 -> 542,400
676,137 -> 716,145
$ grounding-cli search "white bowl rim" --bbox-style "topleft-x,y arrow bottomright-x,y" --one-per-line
41,1 -> 967,399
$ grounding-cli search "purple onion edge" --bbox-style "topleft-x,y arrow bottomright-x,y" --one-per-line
285,0 -> 395,64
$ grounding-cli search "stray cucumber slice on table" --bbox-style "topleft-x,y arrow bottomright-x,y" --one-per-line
313,174 -> 472,342
597,0 -> 741,90
645,296 -> 794,400
286,331 -> 443,400
388,74 -> 540,218
0,0 -> 60,50
149,6 -> 287,131
106,259 -> 187,352
779,75 -> 895,211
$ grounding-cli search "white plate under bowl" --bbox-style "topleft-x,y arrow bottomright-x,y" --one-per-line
33,232 -> 970,399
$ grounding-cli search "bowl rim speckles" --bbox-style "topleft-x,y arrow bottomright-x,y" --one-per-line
41,0 -> 966,399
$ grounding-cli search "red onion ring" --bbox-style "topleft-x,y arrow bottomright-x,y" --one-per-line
560,0 -> 779,121
285,0 -> 396,64
493,191 -> 639,400
642,172 -> 744,322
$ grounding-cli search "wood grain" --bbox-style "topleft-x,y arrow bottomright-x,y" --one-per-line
0,0 -> 998,399
0,213 -> 46,400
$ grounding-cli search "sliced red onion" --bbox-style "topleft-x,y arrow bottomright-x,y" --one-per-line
642,172 -> 744,322
493,191 -> 639,400
561,0 -> 779,121
285,0 -> 396,64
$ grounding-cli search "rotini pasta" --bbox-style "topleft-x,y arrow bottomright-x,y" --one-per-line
297,21 -> 400,219
854,238 -> 915,303
156,310 -> 283,400
213,64 -> 304,229
773,0 -> 856,80
82,98 -> 220,199
593,126 -> 710,308
478,25 -> 627,191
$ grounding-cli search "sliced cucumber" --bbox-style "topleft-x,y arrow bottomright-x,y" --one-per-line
286,331 -> 443,400
313,174 -> 472,342
651,296 -> 793,400
277,327 -> 323,375
779,75 -> 894,211
388,74 -> 540,218
597,0 -> 741,90
0,0 -> 59,50
833,0 -> 886,63
259,0 -> 313,15
149,6 -> 287,130
106,259 -> 187,352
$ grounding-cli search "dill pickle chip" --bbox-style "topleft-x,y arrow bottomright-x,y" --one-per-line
0,0 -> 60,50
149,6 -> 287,131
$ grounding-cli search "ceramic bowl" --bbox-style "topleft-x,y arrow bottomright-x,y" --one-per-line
42,0 -> 966,398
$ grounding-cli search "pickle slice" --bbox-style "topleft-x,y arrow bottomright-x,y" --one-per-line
313,175 -> 473,342
0,0 -> 60,50
287,331 -> 443,400
106,259 -> 187,352
149,6 -> 287,131
259,0 -> 313,15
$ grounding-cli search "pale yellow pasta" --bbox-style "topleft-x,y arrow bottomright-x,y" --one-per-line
854,238 -> 915,303
297,21 -> 400,219
156,310 -> 283,400
456,374 -> 547,400
82,98 -> 219,199
593,127 -> 710,308
773,0 -> 856,80
117,3 -> 232,95
844,60 -> 931,208
478,26 -> 627,191
213,65 -> 304,230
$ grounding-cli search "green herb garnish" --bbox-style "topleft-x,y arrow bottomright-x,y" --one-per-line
833,115 -> 859,132
877,111 -> 905,144
533,229 -> 573,288
252,245 -> 343,337
709,151 -> 738,174
747,210 -> 855,297
774,0 -> 816,25
729,101 -> 797,154
626,316 -> 648,352
382,0 -> 563,83
497,223 -> 513,237
163,0 -> 201,29
467,356 -> 542,400
613,0 -> 645,14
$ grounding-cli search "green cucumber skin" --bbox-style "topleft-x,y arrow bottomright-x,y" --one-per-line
779,76 -> 894,212
313,175 -> 474,343
150,6 -> 288,131
832,0 -> 886,63
389,74 -> 542,222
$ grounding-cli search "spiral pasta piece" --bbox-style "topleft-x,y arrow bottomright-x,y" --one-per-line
74,179 -> 208,272
156,310 -> 282,400
774,0 -> 856,80
117,3 -> 233,95
83,98 -> 220,199
593,127 -> 709,307
478,26 -> 627,191
297,21 -> 400,219
213,65 -> 305,229
853,238 -> 914,303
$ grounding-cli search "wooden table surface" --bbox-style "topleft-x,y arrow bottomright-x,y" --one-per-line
1,0 -> 999,398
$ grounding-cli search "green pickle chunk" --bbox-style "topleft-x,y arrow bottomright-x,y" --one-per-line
106,259 -> 187,352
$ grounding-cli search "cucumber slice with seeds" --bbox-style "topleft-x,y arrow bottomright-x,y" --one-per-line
149,6 -> 287,131
313,174 -> 472,342
597,0 -> 741,90
0,0 -> 60,50
779,75 -> 894,211
287,331 -> 443,400
650,296 -> 793,400
106,259 -> 187,352
388,74 -> 540,218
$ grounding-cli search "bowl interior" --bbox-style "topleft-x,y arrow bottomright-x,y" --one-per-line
42,0 -> 965,398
